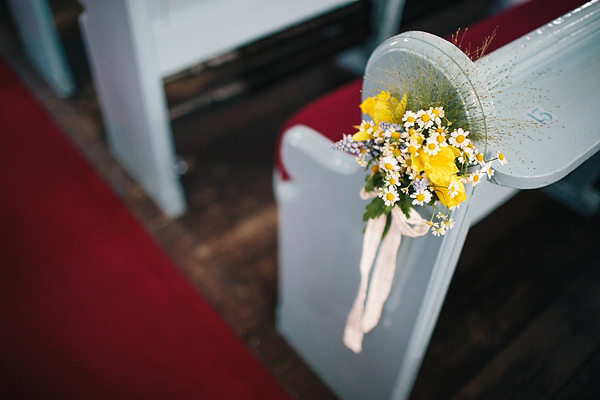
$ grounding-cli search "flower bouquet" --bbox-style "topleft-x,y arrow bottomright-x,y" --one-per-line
332,89 -> 506,236
338,30 -> 510,353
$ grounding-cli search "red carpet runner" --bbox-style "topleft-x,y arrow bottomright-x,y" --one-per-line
0,60 -> 289,399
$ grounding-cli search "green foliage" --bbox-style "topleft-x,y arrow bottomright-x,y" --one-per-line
364,171 -> 384,194
398,194 -> 412,219
382,213 -> 393,238
363,197 -> 386,221
362,191 -> 412,232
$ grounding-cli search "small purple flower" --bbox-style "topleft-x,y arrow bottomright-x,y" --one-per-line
413,177 -> 430,192
380,122 -> 402,132
332,135 -> 372,156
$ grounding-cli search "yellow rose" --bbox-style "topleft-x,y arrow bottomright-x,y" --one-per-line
387,96 -> 398,110
395,93 -> 408,117
374,101 -> 394,125
376,91 -> 392,102
411,151 -> 429,173
424,147 -> 458,187
449,146 -> 461,158
359,97 -> 377,117
435,178 -> 467,208
360,91 -> 405,125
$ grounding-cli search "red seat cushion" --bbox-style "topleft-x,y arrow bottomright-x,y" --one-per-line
275,0 -> 587,180
277,80 -> 363,180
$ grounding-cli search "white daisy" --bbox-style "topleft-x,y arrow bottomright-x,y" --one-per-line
443,218 -> 455,230
383,127 -> 396,139
380,186 -> 399,207
463,145 -> 474,157
447,180 -> 460,198
372,127 -> 385,143
380,156 -> 399,173
449,128 -> 471,149
431,223 -> 446,236
417,109 -> 435,129
431,107 -> 445,125
404,137 -> 421,157
408,127 -> 424,141
423,138 -> 441,156
386,171 -> 401,187
497,151 -> 507,165
358,120 -> 376,135
470,171 -> 485,186
402,111 -> 418,129
430,128 -> 449,148
434,125 -> 448,135
382,143 -> 396,158
392,146 -> 405,161
407,168 -> 419,181
410,189 -> 432,206
474,152 -> 486,166
485,162 -> 495,179
388,129 -> 403,141
399,158 -> 412,176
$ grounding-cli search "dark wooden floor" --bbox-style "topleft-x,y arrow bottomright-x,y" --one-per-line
2,0 -> 599,399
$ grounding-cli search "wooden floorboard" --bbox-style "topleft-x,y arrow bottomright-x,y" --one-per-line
553,347 -> 600,400
453,256 -> 600,399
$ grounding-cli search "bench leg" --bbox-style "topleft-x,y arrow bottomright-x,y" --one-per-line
5,0 -> 76,98
78,0 -> 186,217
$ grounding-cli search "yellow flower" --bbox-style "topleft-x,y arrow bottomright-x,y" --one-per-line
435,177 -> 467,208
424,147 -> 459,187
435,186 -> 465,208
352,130 -> 372,141
352,121 -> 377,142
376,91 -> 392,102
359,91 -> 407,126
396,93 -> 408,117
411,151 -> 428,173
448,146 -> 461,158
374,91 -> 394,125
359,97 -> 377,117
374,101 -> 394,125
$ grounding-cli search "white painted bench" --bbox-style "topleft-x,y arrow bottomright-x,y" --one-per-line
76,0 -> 359,216
4,0 -> 76,98
275,2 -> 600,399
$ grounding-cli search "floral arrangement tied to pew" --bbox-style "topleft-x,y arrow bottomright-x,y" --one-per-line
335,30 -> 510,353
332,90 -> 506,237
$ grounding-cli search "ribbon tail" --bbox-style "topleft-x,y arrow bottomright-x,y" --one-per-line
344,205 -> 430,352
343,215 -> 386,353
361,214 -> 403,333
343,296 -> 366,353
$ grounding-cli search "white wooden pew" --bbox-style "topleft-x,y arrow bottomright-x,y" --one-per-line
275,2 -> 600,399
76,0 -> 359,216
4,0 -> 76,98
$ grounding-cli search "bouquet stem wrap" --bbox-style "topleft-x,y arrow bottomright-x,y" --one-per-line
344,190 -> 429,353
